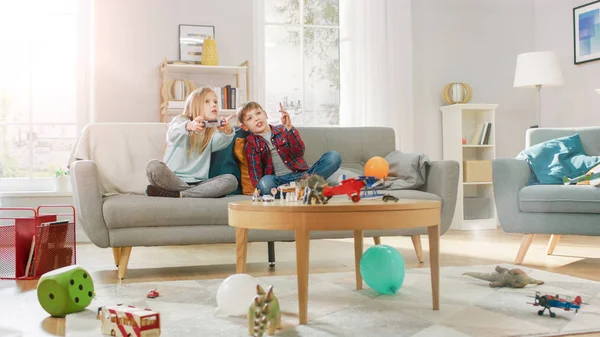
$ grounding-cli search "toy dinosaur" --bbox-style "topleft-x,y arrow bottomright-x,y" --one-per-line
462,265 -> 544,288
248,285 -> 281,337
302,174 -> 329,205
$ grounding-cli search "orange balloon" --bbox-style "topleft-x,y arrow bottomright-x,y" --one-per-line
364,156 -> 389,179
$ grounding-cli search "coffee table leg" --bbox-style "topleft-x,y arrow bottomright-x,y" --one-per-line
295,228 -> 310,324
353,230 -> 363,290
428,225 -> 440,310
236,228 -> 248,273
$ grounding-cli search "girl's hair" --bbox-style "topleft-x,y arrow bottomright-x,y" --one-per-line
236,101 -> 265,125
182,87 -> 216,155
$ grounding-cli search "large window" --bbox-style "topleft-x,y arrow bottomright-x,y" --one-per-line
263,0 -> 340,126
0,1 -> 85,191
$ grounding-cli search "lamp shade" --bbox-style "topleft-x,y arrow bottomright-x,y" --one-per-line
513,51 -> 564,88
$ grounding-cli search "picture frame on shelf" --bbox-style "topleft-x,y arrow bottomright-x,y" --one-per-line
573,0 -> 600,64
178,24 -> 215,63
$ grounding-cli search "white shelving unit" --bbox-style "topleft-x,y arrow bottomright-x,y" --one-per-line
440,103 -> 498,231
159,58 -> 250,123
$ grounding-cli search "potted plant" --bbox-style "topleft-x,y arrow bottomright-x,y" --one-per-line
54,167 -> 70,192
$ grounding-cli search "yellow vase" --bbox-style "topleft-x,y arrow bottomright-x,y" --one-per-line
201,36 -> 219,66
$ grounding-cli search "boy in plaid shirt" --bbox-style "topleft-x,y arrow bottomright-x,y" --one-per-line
237,101 -> 342,196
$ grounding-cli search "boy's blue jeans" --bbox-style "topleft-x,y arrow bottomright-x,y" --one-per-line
258,150 -> 342,197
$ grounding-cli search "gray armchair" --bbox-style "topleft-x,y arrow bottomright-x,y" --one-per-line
492,127 -> 600,264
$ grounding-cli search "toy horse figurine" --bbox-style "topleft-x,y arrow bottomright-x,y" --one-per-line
302,174 -> 328,205
463,265 -> 544,288
248,285 -> 281,337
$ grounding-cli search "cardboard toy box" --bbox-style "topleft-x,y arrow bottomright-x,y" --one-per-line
463,160 -> 492,182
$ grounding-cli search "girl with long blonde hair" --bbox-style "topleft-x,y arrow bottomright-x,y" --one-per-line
145,87 -> 238,198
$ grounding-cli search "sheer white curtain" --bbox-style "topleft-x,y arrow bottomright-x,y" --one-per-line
339,0 -> 413,151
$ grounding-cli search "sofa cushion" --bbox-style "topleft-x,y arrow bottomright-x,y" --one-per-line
233,137 -> 254,195
519,185 -> 600,213
209,127 -> 250,195
516,133 -> 600,185
384,151 -> 431,190
102,194 -> 250,229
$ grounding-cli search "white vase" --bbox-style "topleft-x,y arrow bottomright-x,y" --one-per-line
54,175 -> 70,192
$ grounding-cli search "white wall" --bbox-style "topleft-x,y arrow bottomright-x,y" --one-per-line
412,0 -> 536,160
534,0 -> 600,128
93,0 -> 254,123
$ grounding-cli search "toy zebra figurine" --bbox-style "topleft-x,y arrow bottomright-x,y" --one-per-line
248,285 -> 282,337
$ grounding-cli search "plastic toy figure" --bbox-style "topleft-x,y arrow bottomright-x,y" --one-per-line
147,289 -> 159,299
463,265 -> 544,288
531,291 -> 582,317
248,285 -> 281,337
98,305 -> 161,336
252,188 -> 261,202
302,175 -> 328,205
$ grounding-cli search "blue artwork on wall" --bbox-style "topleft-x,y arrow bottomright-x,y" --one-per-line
574,0 -> 600,64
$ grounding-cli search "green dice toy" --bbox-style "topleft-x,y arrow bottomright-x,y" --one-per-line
37,265 -> 95,317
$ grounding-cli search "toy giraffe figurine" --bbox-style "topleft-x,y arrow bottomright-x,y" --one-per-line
248,285 -> 281,337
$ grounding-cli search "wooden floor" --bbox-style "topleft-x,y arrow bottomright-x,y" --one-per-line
2,229 -> 600,336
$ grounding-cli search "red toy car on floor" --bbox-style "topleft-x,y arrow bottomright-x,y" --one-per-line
323,178 -> 366,202
147,289 -> 159,299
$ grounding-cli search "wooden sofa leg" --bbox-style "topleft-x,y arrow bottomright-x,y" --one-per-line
112,248 -> 121,267
117,247 -> 132,280
411,235 -> 424,263
373,237 -> 381,245
546,235 -> 560,255
516,234 -> 534,265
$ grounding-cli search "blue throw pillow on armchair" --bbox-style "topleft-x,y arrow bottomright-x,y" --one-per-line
209,127 -> 250,195
516,133 -> 600,185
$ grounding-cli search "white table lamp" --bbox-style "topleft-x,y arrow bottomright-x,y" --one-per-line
514,51 -> 564,128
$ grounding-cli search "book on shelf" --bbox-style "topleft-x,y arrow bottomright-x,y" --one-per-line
470,122 -> 493,145
165,86 -> 246,112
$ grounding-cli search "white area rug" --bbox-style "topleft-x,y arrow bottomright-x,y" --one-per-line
66,265 -> 600,337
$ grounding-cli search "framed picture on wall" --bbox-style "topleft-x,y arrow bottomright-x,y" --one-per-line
179,24 -> 215,63
573,0 -> 600,64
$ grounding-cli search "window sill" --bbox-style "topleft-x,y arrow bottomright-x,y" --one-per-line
0,191 -> 73,198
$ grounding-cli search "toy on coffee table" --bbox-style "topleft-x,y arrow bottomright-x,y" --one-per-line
322,177 -> 365,202
97,304 -> 161,336
462,265 -> 544,288
248,285 -> 281,337
37,265 -> 95,317
529,291 -> 583,317
302,174 -> 329,205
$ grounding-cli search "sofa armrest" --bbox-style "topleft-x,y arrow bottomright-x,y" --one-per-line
70,160 -> 110,248
492,158 -> 530,229
419,160 -> 459,235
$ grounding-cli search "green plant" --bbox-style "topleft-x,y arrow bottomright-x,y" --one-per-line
54,167 -> 70,178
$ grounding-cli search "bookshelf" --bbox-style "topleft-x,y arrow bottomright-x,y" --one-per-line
158,58 -> 250,123
440,103 -> 498,231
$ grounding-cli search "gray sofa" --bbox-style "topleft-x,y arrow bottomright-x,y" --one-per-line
70,123 -> 459,279
493,127 -> 600,264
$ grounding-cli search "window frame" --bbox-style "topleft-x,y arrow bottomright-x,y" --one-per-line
254,0 -> 340,126
0,0 -> 91,192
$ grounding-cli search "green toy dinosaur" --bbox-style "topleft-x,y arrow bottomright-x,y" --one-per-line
248,285 -> 282,337
463,265 -> 545,288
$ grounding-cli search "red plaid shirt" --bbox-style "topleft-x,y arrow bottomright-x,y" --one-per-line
244,124 -> 308,187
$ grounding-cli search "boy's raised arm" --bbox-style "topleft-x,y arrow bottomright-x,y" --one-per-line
245,140 -> 263,188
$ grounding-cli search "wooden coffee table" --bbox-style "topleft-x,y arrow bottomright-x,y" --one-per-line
228,198 -> 441,324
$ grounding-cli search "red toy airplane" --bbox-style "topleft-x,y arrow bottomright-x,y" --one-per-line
323,177 -> 366,202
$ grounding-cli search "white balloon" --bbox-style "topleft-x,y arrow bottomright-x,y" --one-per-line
215,274 -> 258,317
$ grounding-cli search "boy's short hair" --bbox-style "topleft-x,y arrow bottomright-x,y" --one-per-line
237,101 -> 264,125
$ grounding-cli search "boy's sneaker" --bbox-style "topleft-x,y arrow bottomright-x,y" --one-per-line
145,185 -> 181,198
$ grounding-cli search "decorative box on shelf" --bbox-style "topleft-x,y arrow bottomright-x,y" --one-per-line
463,160 -> 492,182
0,206 -> 76,280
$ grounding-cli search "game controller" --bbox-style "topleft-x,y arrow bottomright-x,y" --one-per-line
200,119 -> 226,128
